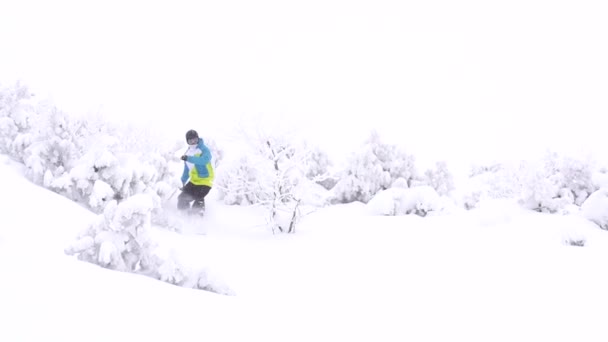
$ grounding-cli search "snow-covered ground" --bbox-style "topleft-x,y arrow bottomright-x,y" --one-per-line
2,153 -> 608,341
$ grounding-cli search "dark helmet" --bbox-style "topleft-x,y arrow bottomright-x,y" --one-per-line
186,129 -> 199,142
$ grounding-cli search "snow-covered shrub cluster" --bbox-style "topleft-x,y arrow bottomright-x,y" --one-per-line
65,194 -> 233,294
332,131 -> 417,204
454,152 -> 600,215
0,83 -> 182,214
66,194 -> 159,271
457,162 -> 522,210
36,129 -> 179,213
518,152 -> 597,213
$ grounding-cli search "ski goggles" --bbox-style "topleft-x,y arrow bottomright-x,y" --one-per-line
187,137 -> 199,145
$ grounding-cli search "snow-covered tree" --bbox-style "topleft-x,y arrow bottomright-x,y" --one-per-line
424,161 -> 455,196
0,82 -> 37,157
332,130 -> 417,204
259,137 -> 304,233
218,117 -> 329,233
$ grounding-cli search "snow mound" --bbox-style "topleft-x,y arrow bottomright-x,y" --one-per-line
366,185 -> 444,216
581,188 -> 608,230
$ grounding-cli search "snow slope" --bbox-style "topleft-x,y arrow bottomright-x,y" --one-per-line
2,154 -> 608,341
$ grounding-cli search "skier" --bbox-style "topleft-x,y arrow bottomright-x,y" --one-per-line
178,129 -> 214,215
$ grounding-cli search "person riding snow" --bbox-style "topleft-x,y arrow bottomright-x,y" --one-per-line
178,129 -> 214,215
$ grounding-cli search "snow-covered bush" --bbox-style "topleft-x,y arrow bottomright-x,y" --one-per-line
518,152 -> 597,213
366,185 -> 444,217
66,194 -> 159,272
215,155 -> 265,206
65,193 -> 232,293
143,142 -> 183,202
581,188 -> 608,230
560,156 -> 596,205
22,106 -> 84,185
0,82 -> 37,157
33,124 -> 179,213
303,144 -> 336,190
332,130 -> 417,204
423,161 -> 455,196
71,150 -> 164,211
0,83 -> 181,214
518,161 -> 561,213
456,161 -> 521,210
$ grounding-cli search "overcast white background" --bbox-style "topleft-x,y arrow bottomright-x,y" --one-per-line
1,0 -> 607,172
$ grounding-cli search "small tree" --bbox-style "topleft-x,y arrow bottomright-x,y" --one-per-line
219,116 -> 328,233
261,138 -> 301,233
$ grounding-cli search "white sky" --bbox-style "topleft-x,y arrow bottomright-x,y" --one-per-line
1,0 -> 607,172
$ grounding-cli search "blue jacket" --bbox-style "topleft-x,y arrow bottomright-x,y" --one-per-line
181,138 -> 214,187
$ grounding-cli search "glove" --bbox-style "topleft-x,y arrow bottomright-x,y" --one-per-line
181,155 -> 188,161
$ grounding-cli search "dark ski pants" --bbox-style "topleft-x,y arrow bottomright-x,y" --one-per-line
177,182 -> 211,211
